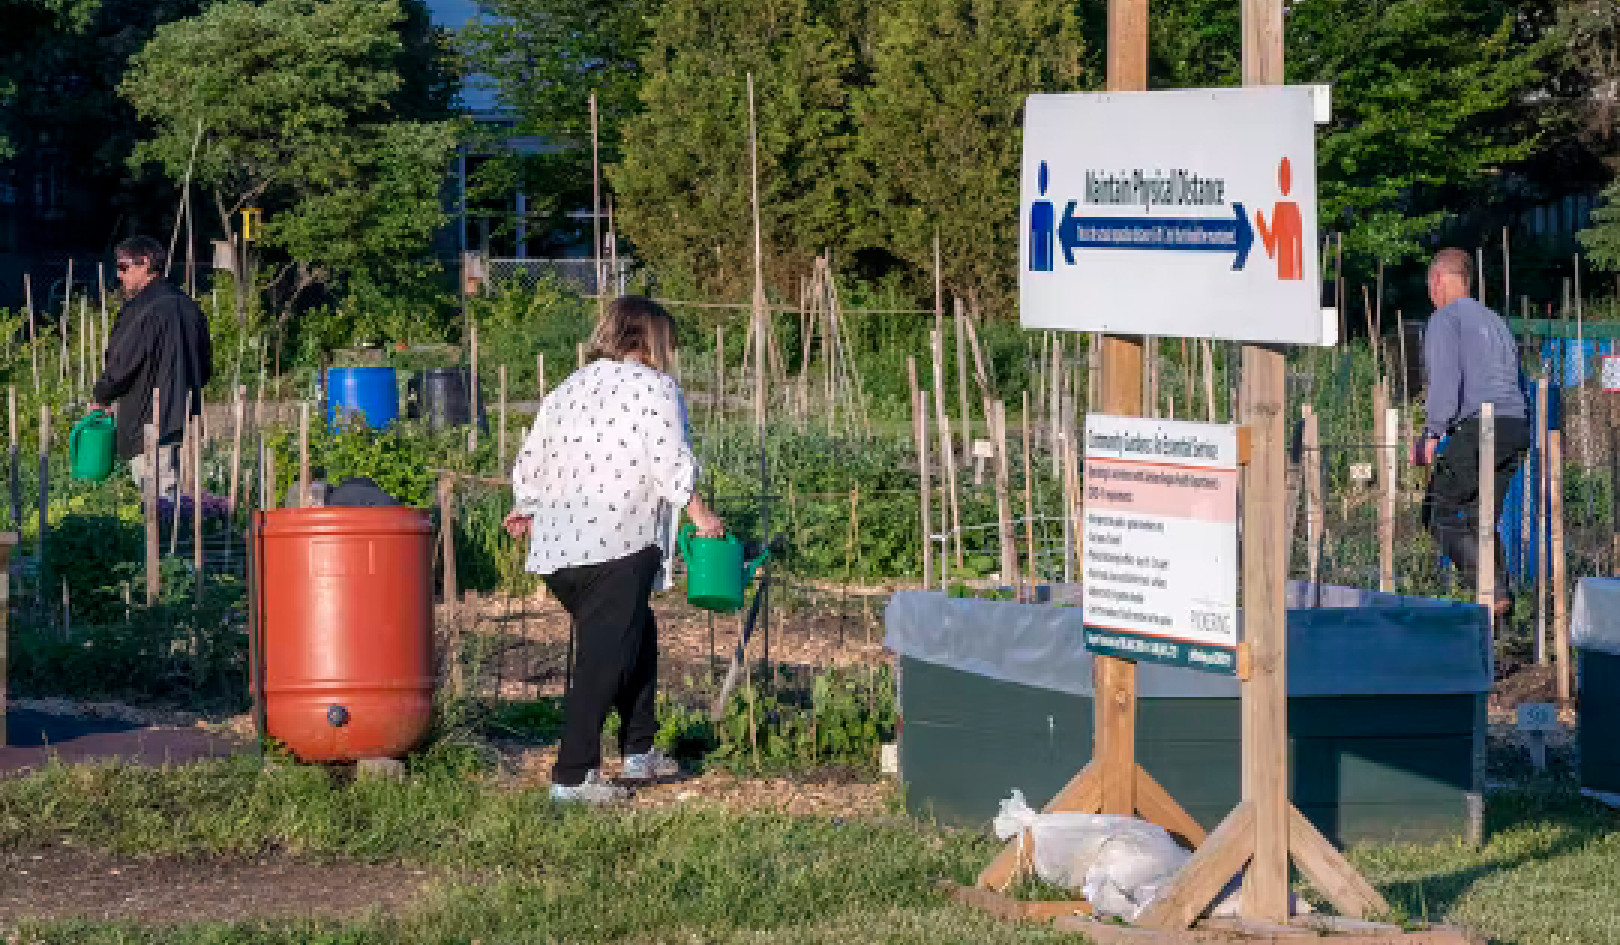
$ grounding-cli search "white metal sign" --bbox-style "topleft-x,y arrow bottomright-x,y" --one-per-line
1082,414 -> 1240,674
1020,86 -> 1328,345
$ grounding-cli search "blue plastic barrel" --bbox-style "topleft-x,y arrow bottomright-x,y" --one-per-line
326,366 -> 398,429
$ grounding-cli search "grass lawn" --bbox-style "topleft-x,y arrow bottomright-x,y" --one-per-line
0,756 -> 1617,944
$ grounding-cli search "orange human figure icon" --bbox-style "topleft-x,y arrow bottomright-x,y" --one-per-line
1254,157 -> 1302,280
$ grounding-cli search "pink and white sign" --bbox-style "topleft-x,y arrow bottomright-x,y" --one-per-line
1082,414 -> 1240,674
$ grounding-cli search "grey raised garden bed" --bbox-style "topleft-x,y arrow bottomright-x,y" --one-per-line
885,583 -> 1490,846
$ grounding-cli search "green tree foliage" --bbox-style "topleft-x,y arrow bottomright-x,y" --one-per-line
611,0 -> 860,299
1569,0 -> 1620,269
121,0 -> 462,319
850,0 -> 1094,315
1155,0 -> 1551,266
461,0 -> 654,248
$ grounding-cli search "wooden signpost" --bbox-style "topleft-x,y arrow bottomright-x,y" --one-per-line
954,0 -> 1473,940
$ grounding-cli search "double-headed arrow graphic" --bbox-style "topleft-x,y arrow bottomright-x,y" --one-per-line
1058,201 -> 1254,271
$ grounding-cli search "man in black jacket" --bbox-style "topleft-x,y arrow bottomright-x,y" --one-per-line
89,236 -> 212,501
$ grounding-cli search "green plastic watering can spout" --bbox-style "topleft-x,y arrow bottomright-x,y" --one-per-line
741,546 -> 770,585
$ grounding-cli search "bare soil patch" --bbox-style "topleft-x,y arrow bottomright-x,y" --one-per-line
0,845 -> 438,925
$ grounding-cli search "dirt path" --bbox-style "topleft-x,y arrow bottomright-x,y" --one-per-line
0,846 -> 439,925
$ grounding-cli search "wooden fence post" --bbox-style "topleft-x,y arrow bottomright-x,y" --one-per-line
36,405 -> 48,614
908,357 -> 933,589
1380,405 -> 1397,593
1550,427 -> 1570,701
146,388 -> 161,605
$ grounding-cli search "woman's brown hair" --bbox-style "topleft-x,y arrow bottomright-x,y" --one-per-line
585,295 -> 676,373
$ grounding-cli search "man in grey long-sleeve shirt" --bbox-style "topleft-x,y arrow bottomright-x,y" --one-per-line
1416,248 -> 1530,616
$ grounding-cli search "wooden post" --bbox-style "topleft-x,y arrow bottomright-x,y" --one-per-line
468,320 -> 480,452
989,398 -> 1018,589
1477,403 -> 1496,628
1022,389 -> 1037,592
1380,405 -> 1397,593
908,357 -> 933,589
23,274 -> 38,397
146,389 -> 160,604
1550,428 -> 1570,701
577,341 -> 585,371
1302,406 -> 1322,602
36,405 -> 48,613
7,387 -> 17,530
955,287 -> 972,466
439,474 -> 458,619
498,364 -> 508,469
1537,377 -> 1550,665
537,352 -> 546,398
228,385 -> 246,518
931,329 -> 964,571
192,415 -> 204,598
298,402 -> 311,508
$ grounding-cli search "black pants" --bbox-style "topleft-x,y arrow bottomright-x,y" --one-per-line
543,545 -> 662,786
1421,416 -> 1531,596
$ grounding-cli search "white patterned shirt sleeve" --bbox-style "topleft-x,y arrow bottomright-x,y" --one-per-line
511,358 -> 701,576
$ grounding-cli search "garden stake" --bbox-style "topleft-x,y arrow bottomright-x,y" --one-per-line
498,364 -> 507,468
469,319 -> 480,453
36,405 -> 47,614
24,274 -> 37,396
1478,403 -> 1496,642
987,398 -> 1017,589
536,351 -> 545,398
1303,406 -> 1323,605
930,329 -> 963,570
298,401 -> 310,508
1022,390 -> 1036,593
1381,405 -> 1398,593
1551,427 -> 1569,701
908,358 -> 932,589
1537,376 -> 1549,664
193,415 -> 203,602
146,388 -> 160,604
228,385 -> 245,518
953,265 -> 971,464
171,390 -> 193,554
7,386 -> 17,531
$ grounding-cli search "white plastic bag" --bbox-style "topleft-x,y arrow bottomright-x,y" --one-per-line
992,790 -> 1190,919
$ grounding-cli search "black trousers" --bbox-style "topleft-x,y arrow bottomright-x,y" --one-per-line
1421,416 -> 1531,596
543,545 -> 662,786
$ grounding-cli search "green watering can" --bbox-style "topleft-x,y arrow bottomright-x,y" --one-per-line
69,409 -> 116,482
678,523 -> 769,613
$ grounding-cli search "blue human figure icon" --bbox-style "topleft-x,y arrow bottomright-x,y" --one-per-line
1029,161 -> 1055,272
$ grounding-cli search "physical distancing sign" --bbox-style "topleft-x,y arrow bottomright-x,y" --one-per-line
1020,86 -> 1329,345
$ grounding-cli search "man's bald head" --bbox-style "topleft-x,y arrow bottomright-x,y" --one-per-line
1428,247 -> 1473,308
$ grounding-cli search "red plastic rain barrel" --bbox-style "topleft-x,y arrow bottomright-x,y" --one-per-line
253,506 -> 434,762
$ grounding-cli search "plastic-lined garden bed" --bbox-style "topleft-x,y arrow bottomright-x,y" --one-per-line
885,583 -> 1490,846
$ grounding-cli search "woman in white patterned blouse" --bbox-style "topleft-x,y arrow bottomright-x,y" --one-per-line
504,296 -> 725,803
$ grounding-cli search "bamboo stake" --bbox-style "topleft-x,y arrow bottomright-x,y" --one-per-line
498,364 -> 508,469
264,450 -> 277,511
577,341 -> 585,371
192,415 -> 203,598
1380,405 -> 1398,593
954,277 -> 971,462
23,274 -> 38,396
1551,428 -> 1570,701
1201,339 -> 1216,422
468,320 -> 480,452
170,391 -> 191,555
908,357 -> 932,589
77,300 -> 86,400
1362,284 -> 1381,382
1537,376 -> 1550,664
1477,403 -> 1496,629
36,405 -> 48,613
1022,389 -> 1037,594
1303,406 -> 1322,604
712,324 -> 724,432
228,384 -> 246,517
1050,335 -> 1064,476
747,72 -> 766,435
145,408 -> 159,605
930,329 -> 963,571
5,387 -> 14,531
536,352 -> 546,398
988,398 -> 1018,588
590,91 -> 602,319
98,263 -> 108,374
61,259 -> 73,387
298,401 -> 310,507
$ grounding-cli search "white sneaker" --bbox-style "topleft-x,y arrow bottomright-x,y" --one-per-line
620,747 -> 680,782
549,770 -> 630,804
